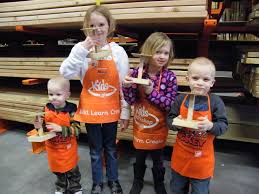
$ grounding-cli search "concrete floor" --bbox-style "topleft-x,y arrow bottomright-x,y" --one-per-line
1,129 -> 259,194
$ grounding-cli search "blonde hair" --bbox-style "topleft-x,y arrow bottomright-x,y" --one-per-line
83,5 -> 115,37
140,32 -> 174,68
48,76 -> 70,92
188,57 -> 216,78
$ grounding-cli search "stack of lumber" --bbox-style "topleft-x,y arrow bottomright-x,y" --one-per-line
2,88 -> 259,144
0,57 -> 62,79
0,0 -> 207,31
0,57 -> 191,86
248,3 -> 259,26
238,52 -> 259,97
0,88 -> 177,145
219,102 -> 259,143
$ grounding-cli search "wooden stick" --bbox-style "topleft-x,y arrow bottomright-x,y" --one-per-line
187,94 -> 195,121
131,53 -> 151,85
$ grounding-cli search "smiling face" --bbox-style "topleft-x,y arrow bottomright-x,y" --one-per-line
140,32 -> 174,73
89,12 -> 109,46
187,58 -> 215,95
149,43 -> 171,70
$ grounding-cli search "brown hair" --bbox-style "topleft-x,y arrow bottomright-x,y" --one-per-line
140,32 -> 174,68
83,5 -> 115,37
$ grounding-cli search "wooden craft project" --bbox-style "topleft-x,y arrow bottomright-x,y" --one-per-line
131,53 -> 152,85
27,113 -> 56,142
172,92 -> 206,130
81,27 -> 111,60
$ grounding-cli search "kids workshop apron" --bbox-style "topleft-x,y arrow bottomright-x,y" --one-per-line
74,47 -> 120,123
44,107 -> 78,173
133,71 -> 168,150
171,95 -> 215,179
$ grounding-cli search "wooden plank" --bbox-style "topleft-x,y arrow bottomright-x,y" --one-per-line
0,0 -> 72,7
0,61 -> 61,66
226,104 -> 259,127
0,0 -> 207,12
0,72 -> 59,79
0,6 -> 206,21
0,0 -> 142,12
116,11 -> 207,21
0,101 -> 42,111
0,66 -> 59,70
244,57 -> 259,64
0,12 -> 207,29
0,114 -> 33,124
0,69 -> 59,74
247,52 -> 259,58
218,123 -> 259,144
0,5 -> 206,18
0,106 -> 38,116
0,57 -> 63,62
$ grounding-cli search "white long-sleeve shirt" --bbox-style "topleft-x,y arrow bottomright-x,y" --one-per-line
60,41 -> 131,120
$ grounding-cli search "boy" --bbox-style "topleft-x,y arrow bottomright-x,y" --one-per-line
34,76 -> 82,194
167,57 -> 228,194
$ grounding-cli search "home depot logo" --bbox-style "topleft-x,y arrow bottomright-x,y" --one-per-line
134,105 -> 159,129
88,79 -> 116,97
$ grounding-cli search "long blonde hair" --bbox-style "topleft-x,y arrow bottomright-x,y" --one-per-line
141,32 -> 174,68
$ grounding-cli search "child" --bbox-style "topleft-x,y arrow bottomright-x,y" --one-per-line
34,76 -> 82,194
167,57 -> 228,194
59,5 -> 130,194
123,32 -> 178,194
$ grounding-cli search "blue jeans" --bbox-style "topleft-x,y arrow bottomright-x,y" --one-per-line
86,122 -> 118,184
170,169 -> 210,194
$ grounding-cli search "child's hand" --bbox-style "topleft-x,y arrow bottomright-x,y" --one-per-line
81,36 -> 100,51
175,115 -> 183,130
33,115 -> 43,129
89,58 -> 98,67
197,116 -> 213,131
120,119 -> 129,131
144,80 -> 153,95
45,122 -> 62,132
123,75 -> 134,88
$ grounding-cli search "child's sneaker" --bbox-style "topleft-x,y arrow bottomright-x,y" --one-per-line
55,191 -> 64,194
108,180 -> 123,194
74,189 -> 83,194
91,183 -> 103,194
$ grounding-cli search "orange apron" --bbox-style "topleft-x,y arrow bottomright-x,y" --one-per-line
171,95 -> 215,179
74,48 -> 120,123
44,107 -> 78,173
133,77 -> 168,150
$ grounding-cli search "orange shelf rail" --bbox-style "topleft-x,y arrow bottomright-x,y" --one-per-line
0,120 -> 7,134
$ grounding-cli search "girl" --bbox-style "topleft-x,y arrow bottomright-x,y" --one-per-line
60,5 -> 130,194
123,32 -> 178,194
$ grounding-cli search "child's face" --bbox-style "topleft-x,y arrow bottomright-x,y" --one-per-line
48,84 -> 70,109
150,43 -> 170,69
89,12 -> 109,45
187,64 -> 215,95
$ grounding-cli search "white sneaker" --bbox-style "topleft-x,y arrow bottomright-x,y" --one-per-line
55,191 -> 64,194
74,189 -> 83,194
